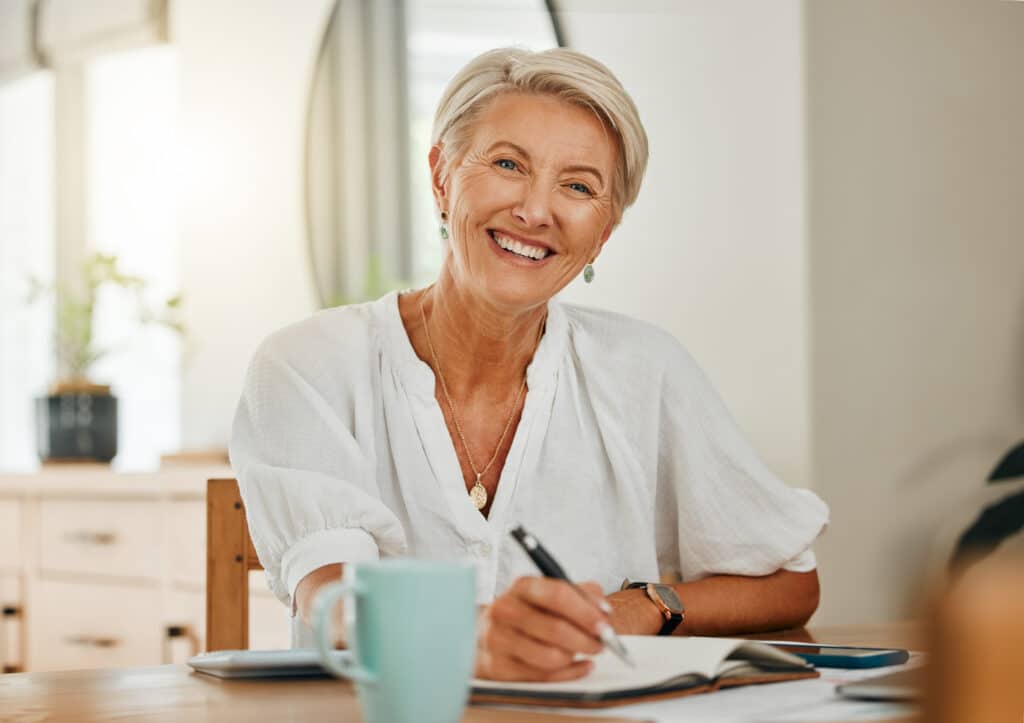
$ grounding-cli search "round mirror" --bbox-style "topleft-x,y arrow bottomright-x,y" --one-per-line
305,0 -> 563,307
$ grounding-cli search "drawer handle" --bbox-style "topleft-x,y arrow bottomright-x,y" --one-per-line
1,604 -> 20,617
63,634 -> 120,648
63,530 -> 118,545
163,624 -> 199,664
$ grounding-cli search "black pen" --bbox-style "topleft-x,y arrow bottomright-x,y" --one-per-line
510,525 -> 635,668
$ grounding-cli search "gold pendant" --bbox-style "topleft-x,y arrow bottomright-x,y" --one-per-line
469,481 -> 488,510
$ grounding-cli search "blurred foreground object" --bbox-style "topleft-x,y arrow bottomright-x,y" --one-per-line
923,554 -> 1024,722
948,440 -> 1024,573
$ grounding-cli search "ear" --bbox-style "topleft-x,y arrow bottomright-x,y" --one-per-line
591,221 -> 614,262
428,144 -> 448,213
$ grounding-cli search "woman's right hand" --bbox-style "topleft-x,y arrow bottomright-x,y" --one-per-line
475,576 -> 611,681
296,563 -> 347,647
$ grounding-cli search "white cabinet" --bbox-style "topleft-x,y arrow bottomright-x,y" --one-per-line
39,500 -> 161,580
28,579 -> 162,671
0,466 -> 290,673
168,500 -> 205,586
0,500 -> 21,570
0,575 -> 22,673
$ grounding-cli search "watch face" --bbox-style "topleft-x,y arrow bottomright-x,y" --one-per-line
654,585 -> 684,613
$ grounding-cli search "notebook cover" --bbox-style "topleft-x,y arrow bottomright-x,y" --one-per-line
469,669 -> 820,709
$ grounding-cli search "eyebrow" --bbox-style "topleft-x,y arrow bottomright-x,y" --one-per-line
486,141 -> 605,186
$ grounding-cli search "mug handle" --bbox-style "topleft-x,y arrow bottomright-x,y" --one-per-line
312,580 -> 376,684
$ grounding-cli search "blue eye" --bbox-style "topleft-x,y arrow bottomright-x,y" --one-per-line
496,159 -> 518,171
568,182 -> 593,195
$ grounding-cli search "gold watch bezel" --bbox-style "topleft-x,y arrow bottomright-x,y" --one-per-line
644,583 -> 673,620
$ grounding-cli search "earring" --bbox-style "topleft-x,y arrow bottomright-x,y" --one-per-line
439,212 -> 449,241
583,263 -> 595,284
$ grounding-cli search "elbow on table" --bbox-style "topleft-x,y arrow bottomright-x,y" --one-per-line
786,568 -> 821,628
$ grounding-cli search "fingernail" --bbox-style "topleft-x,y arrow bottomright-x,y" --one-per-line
598,599 -> 612,615
595,620 -> 613,639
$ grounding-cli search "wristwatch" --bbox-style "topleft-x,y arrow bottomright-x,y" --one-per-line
621,578 -> 684,636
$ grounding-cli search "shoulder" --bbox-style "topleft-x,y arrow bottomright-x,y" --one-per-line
560,302 -> 695,373
558,302 -> 715,414
250,297 -> 383,374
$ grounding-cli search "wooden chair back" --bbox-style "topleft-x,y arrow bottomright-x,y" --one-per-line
206,478 -> 263,651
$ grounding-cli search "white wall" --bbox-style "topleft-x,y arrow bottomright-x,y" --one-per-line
806,0 -> 1024,624
556,0 -> 812,489
173,0 -> 329,449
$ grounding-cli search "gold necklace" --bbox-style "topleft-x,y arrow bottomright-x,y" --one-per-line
418,288 -> 544,511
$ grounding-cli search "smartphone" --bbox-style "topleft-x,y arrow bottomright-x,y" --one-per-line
765,641 -> 910,668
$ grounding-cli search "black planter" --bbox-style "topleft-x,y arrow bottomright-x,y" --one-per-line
35,392 -> 118,463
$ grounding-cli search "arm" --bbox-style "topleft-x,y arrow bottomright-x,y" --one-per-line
607,568 -> 820,636
295,563 -> 346,644
646,336 -> 829,637
231,337 -> 406,612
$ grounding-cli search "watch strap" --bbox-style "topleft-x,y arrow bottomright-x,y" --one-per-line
656,606 -> 683,636
624,581 -> 684,636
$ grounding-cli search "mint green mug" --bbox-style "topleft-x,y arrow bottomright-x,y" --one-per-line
313,560 -> 477,723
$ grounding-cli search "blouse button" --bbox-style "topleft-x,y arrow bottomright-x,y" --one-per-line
474,542 -> 493,557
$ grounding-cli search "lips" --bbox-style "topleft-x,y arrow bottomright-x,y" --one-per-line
487,230 -> 555,261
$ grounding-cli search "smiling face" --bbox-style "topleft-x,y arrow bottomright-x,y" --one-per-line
431,92 -> 619,312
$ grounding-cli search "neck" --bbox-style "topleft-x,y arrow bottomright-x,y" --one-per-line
417,270 -> 547,401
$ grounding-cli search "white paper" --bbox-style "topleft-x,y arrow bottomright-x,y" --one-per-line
472,636 -> 808,696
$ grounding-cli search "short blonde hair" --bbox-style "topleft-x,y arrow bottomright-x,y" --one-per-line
432,47 -> 648,223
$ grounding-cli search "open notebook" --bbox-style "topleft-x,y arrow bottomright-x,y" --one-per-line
471,636 -> 819,708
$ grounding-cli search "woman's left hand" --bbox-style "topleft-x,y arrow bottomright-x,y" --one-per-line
605,588 -> 665,635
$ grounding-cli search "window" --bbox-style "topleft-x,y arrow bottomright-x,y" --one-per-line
85,45 -> 179,470
0,72 -> 56,470
0,44 -> 179,471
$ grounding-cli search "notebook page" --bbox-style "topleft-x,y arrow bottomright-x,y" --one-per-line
472,636 -> 753,695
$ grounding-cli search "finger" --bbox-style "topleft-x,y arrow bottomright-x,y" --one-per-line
482,654 -> 593,682
487,622 -> 576,672
578,581 -> 613,615
510,577 -> 608,642
491,588 -> 604,656
540,659 -> 594,682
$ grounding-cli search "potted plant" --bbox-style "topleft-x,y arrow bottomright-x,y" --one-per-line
27,253 -> 183,463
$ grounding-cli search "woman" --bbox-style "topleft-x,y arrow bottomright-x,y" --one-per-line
230,47 -> 828,682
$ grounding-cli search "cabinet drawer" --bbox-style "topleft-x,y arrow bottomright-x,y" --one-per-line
0,575 -> 19,602
168,501 -> 205,586
167,582 -> 289,656
1,575 -> 23,672
166,590 -> 205,662
28,578 -> 161,671
39,499 -> 160,580
0,500 -> 21,570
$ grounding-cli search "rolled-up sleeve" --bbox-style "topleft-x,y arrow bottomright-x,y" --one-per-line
229,342 -> 407,611
654,337 -> 829,582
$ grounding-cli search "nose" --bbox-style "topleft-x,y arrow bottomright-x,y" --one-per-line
512,181 -> 554,229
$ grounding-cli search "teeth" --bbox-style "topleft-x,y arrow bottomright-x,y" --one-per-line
492,232 -> 549,260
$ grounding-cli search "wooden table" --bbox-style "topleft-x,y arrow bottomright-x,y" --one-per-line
0,623 -> 920,722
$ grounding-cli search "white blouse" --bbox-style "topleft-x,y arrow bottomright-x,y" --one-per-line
230,291 -> 829,614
